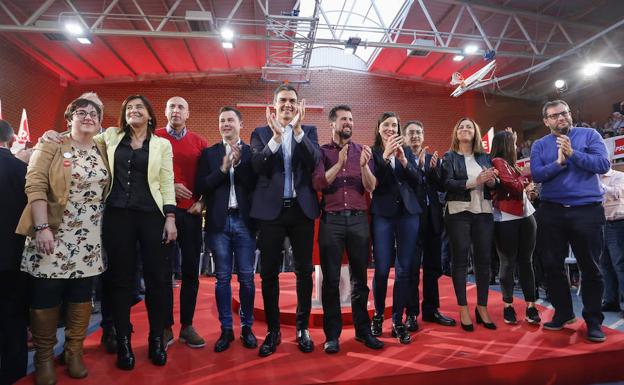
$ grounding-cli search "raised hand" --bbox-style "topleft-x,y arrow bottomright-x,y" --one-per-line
221,152 -> 233,173
338,143 -> 349,165
418,146 -> 429,167
291,99 -> 306,136
229,143 -> 242,166
395,144 -> 408,167
383,135 -> 402,160
360,145 -> 372,167
266,106 -> 282,142
556,135 -> 573,158
430,150 -> 439,169
40,130 -> 65,144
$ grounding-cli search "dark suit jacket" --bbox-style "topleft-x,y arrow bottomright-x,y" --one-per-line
250,124 -> 321,220
418,153 -> 445,235
0,148 -> 27,272
370,146 -> 423,217
196,141 -> 256,233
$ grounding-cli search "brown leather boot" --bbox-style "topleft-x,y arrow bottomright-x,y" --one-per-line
30,307 -> 60,385
63,302 -> 92,378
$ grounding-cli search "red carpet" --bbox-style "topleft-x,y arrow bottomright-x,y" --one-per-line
18,272 -> 624,385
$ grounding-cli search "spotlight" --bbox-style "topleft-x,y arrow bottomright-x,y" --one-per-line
453,55 -> 465,62
463,45 -> 478,55
221,41 -> 234,49
76,37 -> 92,45
64,22 -> 83,35
554,79 -> 566,89
582,62 -> 599,76
220,27 -> 234,40
344,37 -> 362,55
596,62 -> 622,68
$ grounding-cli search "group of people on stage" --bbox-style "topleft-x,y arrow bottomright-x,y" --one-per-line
0,83 -> 620,385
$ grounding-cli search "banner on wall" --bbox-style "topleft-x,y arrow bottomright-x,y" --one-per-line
516,157 -> 530,168
10,109 -> 30,154
481,127 -> 494,153
603,134 -> 624,162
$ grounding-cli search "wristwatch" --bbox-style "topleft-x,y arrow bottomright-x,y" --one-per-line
33,223 -> 50,232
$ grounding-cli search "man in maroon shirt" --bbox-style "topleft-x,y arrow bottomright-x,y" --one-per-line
312,105 -> 384,353
156,96 -> 208,349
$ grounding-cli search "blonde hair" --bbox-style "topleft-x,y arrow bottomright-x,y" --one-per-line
78,92 -> 104,112
450,117 -> 485,154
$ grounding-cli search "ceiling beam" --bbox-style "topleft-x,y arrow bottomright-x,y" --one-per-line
24,0 -> 55,26
0,0 -> 21,25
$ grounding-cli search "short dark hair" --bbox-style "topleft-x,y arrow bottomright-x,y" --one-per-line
64,98 -> 103,129
273,83 -> 298,102
404,120 -> 424,131
219,106 -> 243,121
542,99 -> 569,118
0,120 -> 14,143
328,105 -> 352,121
118,95 -> 157,135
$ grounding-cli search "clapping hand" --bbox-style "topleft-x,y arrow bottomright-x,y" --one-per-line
429,150 -> 439,169
266,106 -> 282,142
360,145 -> 372,167
291,99 -> 306,136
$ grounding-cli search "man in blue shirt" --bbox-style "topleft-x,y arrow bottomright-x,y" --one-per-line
531,99 -> 610,342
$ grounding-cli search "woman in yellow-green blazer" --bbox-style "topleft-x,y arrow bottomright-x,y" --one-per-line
100,95 -> 177,370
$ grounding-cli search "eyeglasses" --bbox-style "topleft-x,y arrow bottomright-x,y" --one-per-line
74,110 -> 99,120
545,110 -> 570,120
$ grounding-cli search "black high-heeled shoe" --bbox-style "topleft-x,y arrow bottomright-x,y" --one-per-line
460,321 -> 474,331
475,308 -> 497,330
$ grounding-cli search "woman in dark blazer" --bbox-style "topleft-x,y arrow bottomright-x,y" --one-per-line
370,112 -> 422,344
441,117 -> 497,331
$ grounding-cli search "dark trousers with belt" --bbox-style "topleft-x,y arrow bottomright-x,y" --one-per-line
258,201 -> 314,332
104,207 -> 171,338
407,206 -> 443,317
536,202 -> 605,326
319,211 -> 371,339
0,271 -> 28,385
166,207 -> 202,328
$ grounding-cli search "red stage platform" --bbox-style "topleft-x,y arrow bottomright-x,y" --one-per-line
17,273 -> 624,385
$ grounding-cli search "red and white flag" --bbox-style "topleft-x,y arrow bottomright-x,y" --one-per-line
481,127 -> 494,154
11,109 -> 30,154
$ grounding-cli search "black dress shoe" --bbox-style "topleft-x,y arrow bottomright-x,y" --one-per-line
371,314 -> 383,337
101,326 -> 117,354
543,315 -> 576,331
586,324 -> 606,342
323,339 -> 339,354
405,315 -> 419,332
296,329 -> 314,353
116,335 -> 135,370
355,333 -> 384,350
240,326 -> 257,349
258,331 -> 281,357
475,308 -> 497,330
214,328 -> 235,352
148,335 -> 167,366
391,324 -> 411,344
422,310 -> 456,327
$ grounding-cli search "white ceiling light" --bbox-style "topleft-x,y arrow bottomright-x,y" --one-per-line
76,37 -> 92,45
220,27 -> 234,41
582,62 -> 600,76
64,22 -> 83,35
453,55 -> 464,61
596,62 -> 622,68
554,79 -> 566,89
463,45 -> 478,55
221,41 -> 233,49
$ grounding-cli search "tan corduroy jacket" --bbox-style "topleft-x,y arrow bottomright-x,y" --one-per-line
16,133 -> 111,237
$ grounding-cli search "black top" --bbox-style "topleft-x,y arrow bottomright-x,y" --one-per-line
107,134 -> 160,212
0,147 -> 27,272
441,150 -> 494,202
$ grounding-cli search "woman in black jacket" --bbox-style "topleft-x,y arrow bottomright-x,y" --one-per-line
441,117 -> 498,331
370,112 -> 422,344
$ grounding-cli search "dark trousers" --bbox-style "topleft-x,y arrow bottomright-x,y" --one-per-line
372,213 -> 420,325
601,219 -> 624,305
258,203 -> 314,332
166,207 -> 202,327
495,215 -> 537,303
318,213 -> 371,339
407,207 -> 442,317
536,202 -> 605,326
445,211 -> 494,306
104,207 -> 170,337
0,271 -> 28,385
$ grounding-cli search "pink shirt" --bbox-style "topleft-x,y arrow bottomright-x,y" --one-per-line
601,169 -> 624,221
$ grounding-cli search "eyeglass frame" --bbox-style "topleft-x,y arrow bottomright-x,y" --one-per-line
73,110 -> 100,120
545,110 -> 570,120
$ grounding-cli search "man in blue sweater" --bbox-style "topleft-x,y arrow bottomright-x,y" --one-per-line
531,99 -> 610,342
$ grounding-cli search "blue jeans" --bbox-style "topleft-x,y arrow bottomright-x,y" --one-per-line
372,213 -> 420,325
601,219 -> 624,305
208,213 -> 256,329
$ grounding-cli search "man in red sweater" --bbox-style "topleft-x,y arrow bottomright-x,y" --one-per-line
156,96 -> 208,349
